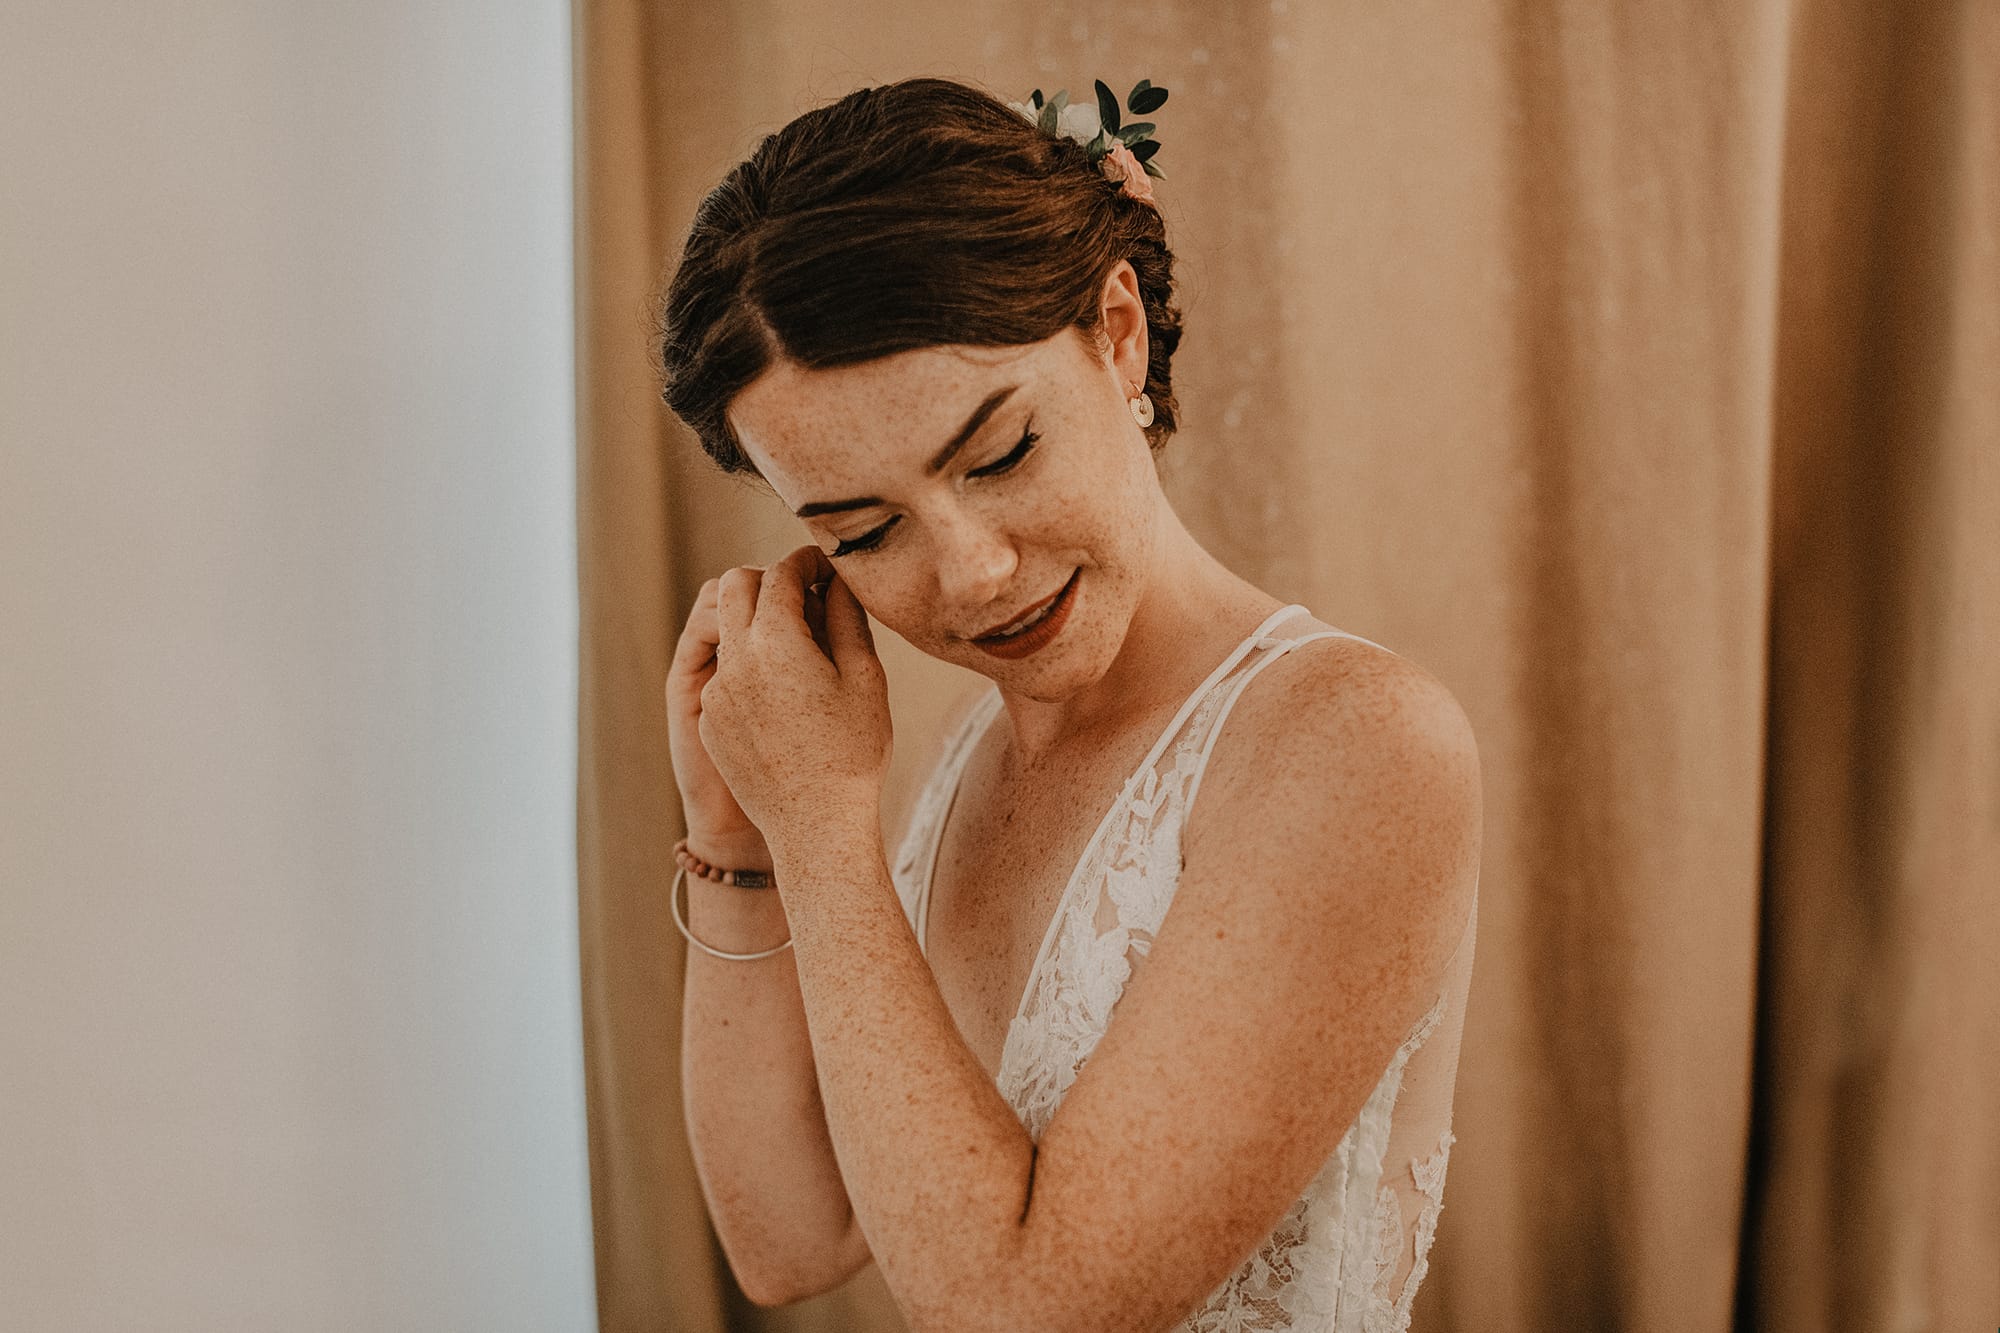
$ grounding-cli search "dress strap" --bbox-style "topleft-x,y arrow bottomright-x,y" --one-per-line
1116,603 -> 1313,785
1181,627 -> 1389,819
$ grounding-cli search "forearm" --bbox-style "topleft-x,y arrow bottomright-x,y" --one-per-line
773,827 -> 1036,1332
679,840 -> 857,1303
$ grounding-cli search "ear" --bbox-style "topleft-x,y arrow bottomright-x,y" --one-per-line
1097,258 -> 1151,396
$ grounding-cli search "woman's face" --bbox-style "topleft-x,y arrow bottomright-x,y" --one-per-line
727,286 -> 1160,695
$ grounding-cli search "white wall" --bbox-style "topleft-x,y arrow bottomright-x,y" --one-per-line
0,4 -> 596,1329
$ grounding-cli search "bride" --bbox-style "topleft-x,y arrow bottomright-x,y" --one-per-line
662,76 -> 1481,1332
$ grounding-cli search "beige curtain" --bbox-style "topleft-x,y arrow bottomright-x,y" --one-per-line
574,2 -> 1999,1329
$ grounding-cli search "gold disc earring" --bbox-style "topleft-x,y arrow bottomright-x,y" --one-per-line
1128,380 -> 1155,427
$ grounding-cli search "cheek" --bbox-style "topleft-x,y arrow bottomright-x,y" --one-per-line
837,563 -> 926,637
1036,462 -> 1143,555
1032,447 -> 1129,533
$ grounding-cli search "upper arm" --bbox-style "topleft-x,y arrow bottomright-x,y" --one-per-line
999,643 -> 1481,1331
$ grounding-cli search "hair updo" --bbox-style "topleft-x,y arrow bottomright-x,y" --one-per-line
652,76 -> 1186,477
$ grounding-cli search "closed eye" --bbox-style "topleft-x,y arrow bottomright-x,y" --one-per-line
968,427 -> 1039,479
828,426 -> 1040,558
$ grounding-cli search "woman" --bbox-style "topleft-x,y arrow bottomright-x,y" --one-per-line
660,76 -> 1481,1332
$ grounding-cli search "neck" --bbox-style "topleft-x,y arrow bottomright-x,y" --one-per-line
992,503 -> 1285,765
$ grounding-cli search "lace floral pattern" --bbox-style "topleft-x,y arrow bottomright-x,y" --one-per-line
1361,1127 -> 1458,1332
994,687 -> 1230,1141
889,612 -> 1463,1333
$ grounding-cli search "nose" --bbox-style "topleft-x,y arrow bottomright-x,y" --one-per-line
932,508 -> 1019,615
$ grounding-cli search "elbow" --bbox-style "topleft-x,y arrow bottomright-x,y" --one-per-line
716,1245 -> 811,1310
732,1240 -> 864,1304
702,1198 -> 866,1308
736,1267 -> 816,1310
733,1255 -> 855,1310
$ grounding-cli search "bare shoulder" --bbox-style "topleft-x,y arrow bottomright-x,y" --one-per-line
1182,622 -> 1482,956
1268,624 -> 1476,777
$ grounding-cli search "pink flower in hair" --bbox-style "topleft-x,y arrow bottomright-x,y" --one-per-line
1100,139 -> 1155,204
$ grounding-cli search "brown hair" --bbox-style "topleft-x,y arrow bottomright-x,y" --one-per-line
652,76 -> 1185,477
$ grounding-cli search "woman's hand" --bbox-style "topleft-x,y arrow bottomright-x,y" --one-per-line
666,572 -> 766,858
693,544 -> 893,865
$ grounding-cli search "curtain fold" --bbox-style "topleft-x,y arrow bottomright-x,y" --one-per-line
1747,4 -> 2000,1328
574,2 -> 1998,1328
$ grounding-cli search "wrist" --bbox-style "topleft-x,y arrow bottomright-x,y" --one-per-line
681,829 -> 775,873
770,815 -> 883,883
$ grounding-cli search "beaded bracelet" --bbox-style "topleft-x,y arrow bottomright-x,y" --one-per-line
670,837 -> 792,962
673,836 -> 776,889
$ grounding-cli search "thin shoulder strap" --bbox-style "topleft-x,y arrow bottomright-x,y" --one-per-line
1119,603 -> 1314,785
1180,628 -> 1389,818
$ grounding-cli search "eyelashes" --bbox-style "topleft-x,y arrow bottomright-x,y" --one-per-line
829,426 -> 1041,558
830,527 -> 893,558
973,425 -> 1042,478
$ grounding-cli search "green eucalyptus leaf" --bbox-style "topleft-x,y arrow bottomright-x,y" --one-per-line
1127,78 -> 1152,112
1130,85 -> 1169,114
1095,79 -> 1120,135
1038,98 -> 1060,135
1141,158 -> 1165,179
1087,129 -> 1108,158
1129,138 -> 1161,163
1049,88 -> 1070,113
1117,122 -> 1156,144
1030,88 -> 1044,109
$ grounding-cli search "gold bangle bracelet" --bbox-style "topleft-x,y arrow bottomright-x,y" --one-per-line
669,864 -> 793,962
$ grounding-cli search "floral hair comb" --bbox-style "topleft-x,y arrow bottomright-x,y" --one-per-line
1007,78 -> 1169,204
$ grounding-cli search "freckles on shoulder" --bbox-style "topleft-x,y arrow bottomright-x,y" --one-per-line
1182,638 -> 1482,927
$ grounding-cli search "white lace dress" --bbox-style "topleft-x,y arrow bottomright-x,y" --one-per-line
890,604 -> 1478,1333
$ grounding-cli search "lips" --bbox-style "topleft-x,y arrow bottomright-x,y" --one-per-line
972,571 -> 1076,641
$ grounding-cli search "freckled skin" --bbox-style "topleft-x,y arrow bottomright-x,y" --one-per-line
708,260 -> 1482,1328
726,258 -> 1300,1097
727,259 -> 1286,765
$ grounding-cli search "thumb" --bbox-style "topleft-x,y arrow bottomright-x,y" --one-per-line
824,572 -> 879,676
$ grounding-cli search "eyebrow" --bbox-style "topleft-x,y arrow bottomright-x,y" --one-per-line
792,384 -> 1021,518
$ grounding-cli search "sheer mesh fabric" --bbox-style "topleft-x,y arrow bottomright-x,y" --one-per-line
891,605 -> 1476,1331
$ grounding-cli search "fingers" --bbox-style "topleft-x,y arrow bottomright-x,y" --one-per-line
714,565 -> 763,644
823,568 -> 879,675
751,545 -> 819,632
698,548 -> 841,672
668,579 -> 718,681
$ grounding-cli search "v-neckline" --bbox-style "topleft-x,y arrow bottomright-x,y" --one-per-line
916,602 -> 1309,1060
